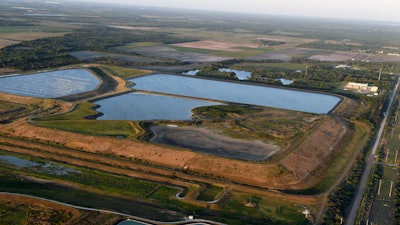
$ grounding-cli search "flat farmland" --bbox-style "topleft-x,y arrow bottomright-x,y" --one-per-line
247,47 -> 324,61
308,51 -> 360,61
0,26 -> 69,41
171,40 -> 260,51
69,51 -> 164,64
121,46 -> 232,63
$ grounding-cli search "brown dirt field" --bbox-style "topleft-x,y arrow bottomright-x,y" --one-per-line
150,126 -> 280,161
0,39 -> 19,49
0,194 -> 123,225
279,117 -> 348,183
171,40 -> 259,51
0,68 -> 18,74
0,118 -> 299,189
0,193 -> 81,222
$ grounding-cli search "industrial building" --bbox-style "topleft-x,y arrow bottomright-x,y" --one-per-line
344,82 -> 379,96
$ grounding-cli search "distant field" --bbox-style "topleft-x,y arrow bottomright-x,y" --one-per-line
233,62 -> 306,71
171,40 -> 260,51
127,46 -> 232,63
112,42 -> 162,49
0,26 -> 69,41
69,51 -> 162,64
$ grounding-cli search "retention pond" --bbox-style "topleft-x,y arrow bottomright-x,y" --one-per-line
129,74 -> 340,114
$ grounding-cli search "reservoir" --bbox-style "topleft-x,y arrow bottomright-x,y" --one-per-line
0,69 -> 100,98
129,74 -> 340,114
95,92 -> 221,121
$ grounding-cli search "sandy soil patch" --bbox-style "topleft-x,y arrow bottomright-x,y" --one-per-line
0,68 -> 18,74
150,126 -> 280,161
171,40 -> 259,51
0,39 -> 19,49
280,117 -> 348,182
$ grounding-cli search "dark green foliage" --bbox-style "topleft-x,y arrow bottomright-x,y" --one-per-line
192,104 -> 263,121
196,64 -> 239,80
0,26 -> 195,70
322,153 -> 364,224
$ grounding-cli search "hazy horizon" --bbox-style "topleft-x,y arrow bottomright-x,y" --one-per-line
70,0 -> 400,23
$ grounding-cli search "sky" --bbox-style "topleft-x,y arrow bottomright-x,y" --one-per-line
85,0 -> 400,22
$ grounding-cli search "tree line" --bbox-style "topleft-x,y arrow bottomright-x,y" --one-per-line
0,26 -> 196,70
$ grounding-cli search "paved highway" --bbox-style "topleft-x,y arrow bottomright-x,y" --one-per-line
346,77 -> 400,225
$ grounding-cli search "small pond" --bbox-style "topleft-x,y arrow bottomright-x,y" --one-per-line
0,155 -> 39,168
129,74 -> 340,114
0,69 -> 100,98
95,92 -> 221,121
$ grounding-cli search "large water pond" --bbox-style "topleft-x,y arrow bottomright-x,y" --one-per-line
0,69 -> 100,98
130,74 -> 340,114
95,93 -> 221,121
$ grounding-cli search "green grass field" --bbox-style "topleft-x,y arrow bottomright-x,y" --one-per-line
34,120 -> 138,137
219,192 -> 309,225
0,26 -> 69,34
121,42 -> 163,48
169,45 -> 220,54
0,203 -> 27,225
32,102 -> 141,138
233,62 -> 306,71
102,65 -> 151,79
197,185 -> 224,202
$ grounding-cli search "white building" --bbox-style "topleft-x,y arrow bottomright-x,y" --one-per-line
344,82 -> 378,95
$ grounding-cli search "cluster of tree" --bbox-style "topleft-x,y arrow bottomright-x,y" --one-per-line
0,19 -> 34,26
258,40 -> 286,47
395,181 -> 400,224
196,64 -> 238,80
0,26 -> 196,70
299,41 -> 367,52
322,152 -> 365,224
